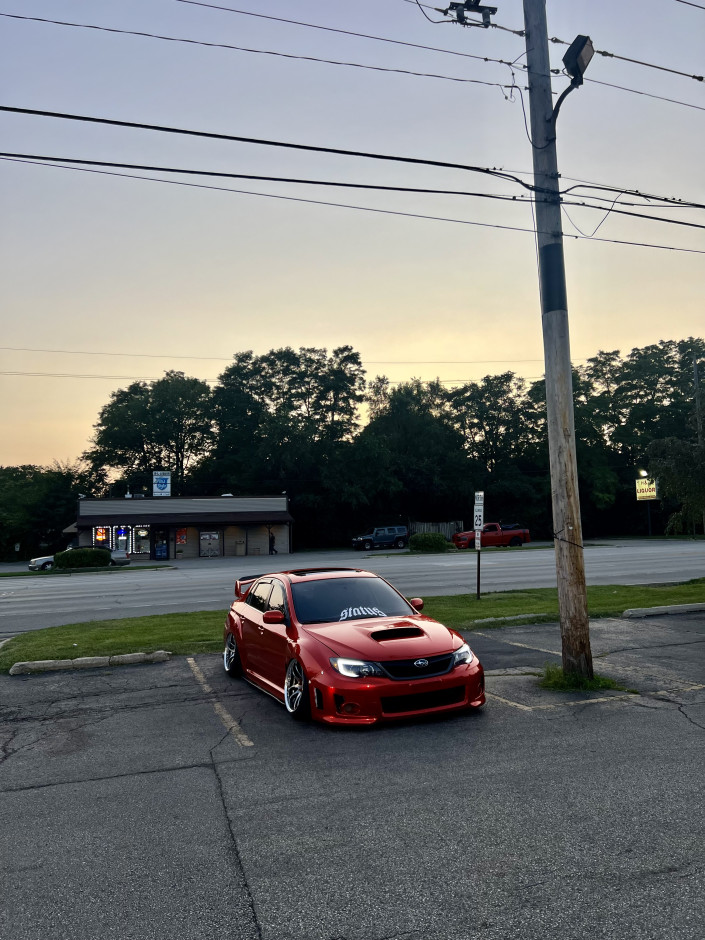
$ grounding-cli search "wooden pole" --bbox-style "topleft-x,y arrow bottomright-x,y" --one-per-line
522,0 -> 593,677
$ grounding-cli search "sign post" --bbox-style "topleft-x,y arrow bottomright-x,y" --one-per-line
474,491 -> 484,600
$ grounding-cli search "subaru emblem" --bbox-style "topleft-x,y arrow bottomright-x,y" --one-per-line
414,659 -> 429,668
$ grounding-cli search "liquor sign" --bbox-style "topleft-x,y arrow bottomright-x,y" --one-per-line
153,471 -> 172,498
635,478 -> 659,501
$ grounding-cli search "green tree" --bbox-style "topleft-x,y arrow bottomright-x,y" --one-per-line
648,438 -> 705,534
85,371 -> 213,492
0,461 -> 104,560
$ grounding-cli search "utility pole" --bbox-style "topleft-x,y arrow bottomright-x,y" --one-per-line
522,0 -> 593,677
694,352 -> 705,534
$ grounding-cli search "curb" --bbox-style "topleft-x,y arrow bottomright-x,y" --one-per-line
9,650 -> 172,676
621,602 -> 705,619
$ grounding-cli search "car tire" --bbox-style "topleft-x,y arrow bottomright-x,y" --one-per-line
363,540 -> 373,551
223,633 -> 242,677
40,561 -> 53,571
394,538 -> 406,549
509,537 -> 522,547
284,659 -> 311,720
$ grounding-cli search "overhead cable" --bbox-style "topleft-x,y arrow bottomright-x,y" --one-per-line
3,156 -> 704,255
0,106 -> 535,190
4,152 -> 705,230
0,13 -> 518,90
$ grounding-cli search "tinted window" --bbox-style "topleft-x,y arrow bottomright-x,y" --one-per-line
290,577 -> 413,625
268,581 -> 287,616
247,580 -> 272,612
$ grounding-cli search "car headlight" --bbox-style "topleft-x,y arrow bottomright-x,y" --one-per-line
452,643 -> 474,666
330,658 -> 384,678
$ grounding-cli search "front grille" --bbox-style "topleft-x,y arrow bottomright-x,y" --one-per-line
380,652 -> 454,680
381,685 -> 465,715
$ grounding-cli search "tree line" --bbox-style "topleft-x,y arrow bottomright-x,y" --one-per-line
2,338 -> 703,559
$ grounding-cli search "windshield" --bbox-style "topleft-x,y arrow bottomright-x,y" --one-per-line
290,577 -> 414,625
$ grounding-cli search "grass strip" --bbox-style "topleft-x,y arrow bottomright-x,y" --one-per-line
422,579 -> 705,630
538,662 -> 628,693
1,578 -> 704,674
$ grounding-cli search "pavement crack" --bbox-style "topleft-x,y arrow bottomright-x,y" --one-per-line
209,737 -> 263,940
0,759 -> 215,794
677,703 -> 705,731
0,729 -> 18,766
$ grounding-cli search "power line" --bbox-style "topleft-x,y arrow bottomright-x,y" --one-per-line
674,0 -> 705,9
0,371 -> 163,381
0,106 -> 534,191
172,1 -> 508,66
0,369 -> 549,386
0,151 -> 535,205
3,11 -> 702,113
4,156 -> 705,254
547,33 -> 703,83
580,76 -> 705,113
0,13 -> 518,91
1,345 -> 572,365
4,152 -> 704,230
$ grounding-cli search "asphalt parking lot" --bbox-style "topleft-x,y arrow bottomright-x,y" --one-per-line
1,613 -> 704,940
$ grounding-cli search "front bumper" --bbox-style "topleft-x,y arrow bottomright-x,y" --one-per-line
309,661 -> 485,726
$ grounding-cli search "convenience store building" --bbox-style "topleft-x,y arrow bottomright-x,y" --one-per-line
70,495 -> 292,560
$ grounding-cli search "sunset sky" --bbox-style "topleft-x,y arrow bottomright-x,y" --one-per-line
1,0 -> 703,466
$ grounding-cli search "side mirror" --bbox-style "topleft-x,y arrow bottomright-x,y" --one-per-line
263,610 -> 286,625
409,597 -> 424,611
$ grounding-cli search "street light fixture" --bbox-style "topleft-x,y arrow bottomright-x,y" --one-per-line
562,35 -> 595,86
551,34 -> 595,126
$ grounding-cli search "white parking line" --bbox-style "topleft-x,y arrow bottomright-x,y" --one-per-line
485,691 -> 635,711
187,657 -> 254,747
474,631 -> 561,657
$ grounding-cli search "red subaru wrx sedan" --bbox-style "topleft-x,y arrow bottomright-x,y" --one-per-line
223,567 -> 485,726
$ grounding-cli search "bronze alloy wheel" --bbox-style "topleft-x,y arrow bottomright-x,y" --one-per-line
223,633 -> 242,676
284,659 -> 311,720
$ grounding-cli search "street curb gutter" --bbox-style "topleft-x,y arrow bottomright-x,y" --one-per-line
622,602 -> 705,619
9,651 -> 172,675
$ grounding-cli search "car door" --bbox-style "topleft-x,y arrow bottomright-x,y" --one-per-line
239,579 -> 272,678
481,523 -> 501,547
373,527 -> 387,547
256,579 -> 291,690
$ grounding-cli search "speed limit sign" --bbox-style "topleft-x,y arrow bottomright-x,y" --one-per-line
473,491 -> 484,531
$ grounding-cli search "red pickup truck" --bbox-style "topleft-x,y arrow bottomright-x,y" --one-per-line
452,523 -> 531,549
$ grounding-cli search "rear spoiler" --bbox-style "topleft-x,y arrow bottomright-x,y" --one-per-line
234,573 -> 268,600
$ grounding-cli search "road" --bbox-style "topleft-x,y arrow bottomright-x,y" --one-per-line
1,611 -> 703,940
1,539 -> 703,637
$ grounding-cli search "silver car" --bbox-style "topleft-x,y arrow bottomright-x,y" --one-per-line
28,547 -> 130,571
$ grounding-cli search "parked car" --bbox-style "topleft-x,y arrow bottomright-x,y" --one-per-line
351,525 -> 408,551
28,547 -> 131,571
452,522 -> 531,549
222,566 -> 485,725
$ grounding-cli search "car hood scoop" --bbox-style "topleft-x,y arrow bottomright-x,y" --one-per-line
304,616 -> 455,661
370,625 -> 424,641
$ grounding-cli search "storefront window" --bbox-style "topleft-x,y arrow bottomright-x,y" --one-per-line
94,526 -> 110,547
114,526 -> 131,551
133,527 -> 150,554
